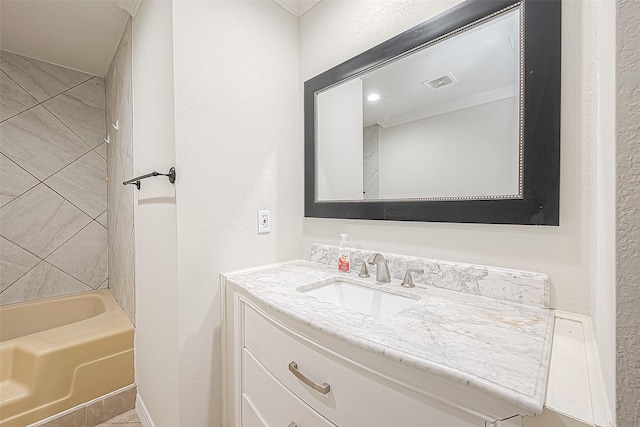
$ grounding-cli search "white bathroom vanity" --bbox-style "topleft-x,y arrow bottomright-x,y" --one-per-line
222,253 -> 555,427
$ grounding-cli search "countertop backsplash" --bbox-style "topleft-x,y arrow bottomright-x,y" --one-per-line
310,243 -> 550,308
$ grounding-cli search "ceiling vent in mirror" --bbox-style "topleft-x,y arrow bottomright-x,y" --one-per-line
424,73 -> 456,90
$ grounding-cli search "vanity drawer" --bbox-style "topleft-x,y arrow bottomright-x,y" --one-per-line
243,303 -> 482,427
243,347 -> 336,427
241,395 -> 267,427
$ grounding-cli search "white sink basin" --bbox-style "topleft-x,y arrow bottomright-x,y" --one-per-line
300,280 -> 419,319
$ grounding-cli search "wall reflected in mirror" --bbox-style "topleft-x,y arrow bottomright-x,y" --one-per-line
315,6 -> 522,202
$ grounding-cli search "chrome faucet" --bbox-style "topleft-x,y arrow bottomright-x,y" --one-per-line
368,253 -> 391,283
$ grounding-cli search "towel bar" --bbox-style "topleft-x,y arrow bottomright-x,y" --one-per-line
123,167 -> 175,190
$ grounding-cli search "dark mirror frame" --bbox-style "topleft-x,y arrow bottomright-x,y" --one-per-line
304,0 -> 560,225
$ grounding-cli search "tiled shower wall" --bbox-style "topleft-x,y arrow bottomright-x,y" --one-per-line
363,124 -> 380,199
106,19 -> 135,323
0,50 -> 108,305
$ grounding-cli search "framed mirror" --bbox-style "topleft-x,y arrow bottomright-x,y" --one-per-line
304,0 -> 560,225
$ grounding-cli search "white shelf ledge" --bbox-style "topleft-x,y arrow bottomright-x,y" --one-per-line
524,312 -> 613,427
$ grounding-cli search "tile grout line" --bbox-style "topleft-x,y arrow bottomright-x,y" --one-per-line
39,176 -> 105,223
0,259 -> 94,302
50,77 -> 105,146
0,68 -> 37,101
42,182 -> 104,226
0,259 -> 47,298
0,152 -> 40,183
0,148 -> 103,215
1,193 -> 99,275
0,69 -> 39,122
0,97 -> 42,124
1,70 -> 103,152
0,67 -> 95,123
1,122 -> 94,194
43,226 -> 108,292
1,78 -> 101,191
32,148 -> 94,186
40,208 -> 109,286
92,142 -> 108,161
0,213 -> 100,290
0,159 -> 40,210
0,241 -> 45,295
0,230 -> 102,299
41,100 -> 101,152
0,235 -> 45,263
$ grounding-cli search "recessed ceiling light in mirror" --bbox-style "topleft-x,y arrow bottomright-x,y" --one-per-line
367,93 -> 381,102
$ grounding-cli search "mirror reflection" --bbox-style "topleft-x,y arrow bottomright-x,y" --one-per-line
315,7 -> 522,202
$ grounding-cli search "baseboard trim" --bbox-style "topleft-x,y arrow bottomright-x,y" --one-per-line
136,393 -> 155,427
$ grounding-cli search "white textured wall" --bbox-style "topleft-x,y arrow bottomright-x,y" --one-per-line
300,0 -> 594,314
171,1 -> 300,426
131,1 -> 180,425
616,1 -> 640,425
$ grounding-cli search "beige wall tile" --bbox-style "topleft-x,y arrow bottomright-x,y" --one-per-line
45,150 -> 107,218
44,80 -> 106,148
95,142 -> 107,160
116,230 -> 135,322
0,50 -> 91,102
0,105 -> 91,180
114,20 -> 132,105
0,70 -> 37,121
0,154 -> 38,207
46,222 -> 108,289
0,237 -> 40,292
115,95 -> 132,175
0,51 -> 109,306
0,184 -> 92,258
105,17 -> 134,322
96,211 -> 107,227
93,76 -> 106,92
105,61 -> 119,122
0,261 -> 91,305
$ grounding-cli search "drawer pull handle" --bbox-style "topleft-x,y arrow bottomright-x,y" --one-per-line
288,423 -> 297,427
288,361 -> 331,395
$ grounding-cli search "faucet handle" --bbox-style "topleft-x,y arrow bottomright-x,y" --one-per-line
401,268 -> 424,288
354,258 -> 370,278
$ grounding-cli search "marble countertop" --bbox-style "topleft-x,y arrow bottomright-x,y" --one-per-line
224,260 -> 554,414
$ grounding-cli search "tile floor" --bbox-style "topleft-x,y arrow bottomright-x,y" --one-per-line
96,409 -> 140,427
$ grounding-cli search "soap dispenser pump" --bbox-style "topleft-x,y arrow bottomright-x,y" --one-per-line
338,234 -> 351,273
